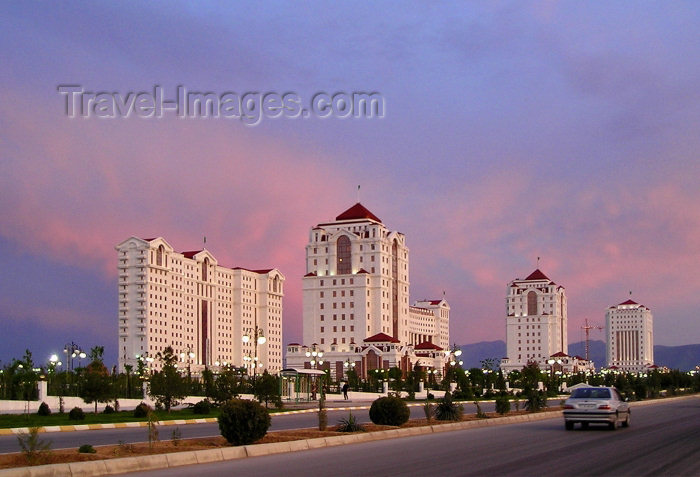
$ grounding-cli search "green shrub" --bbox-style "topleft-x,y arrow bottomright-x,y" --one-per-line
336,412 -> 365,432
133,402 -> 151,418
218,399 -> 271,446
78,444 -> 96,454
68,407 -> 85,421
17,427 -> 51,465
171,427 -> 182,446
435,392 -> 463,421
103,405 -> 115,414
524,390 -> 547,412
37,402 -> 51,416
192,399 -> 212,414
423,401 -> 435,422
369,396 -> 410,426
495,394 -> 511,415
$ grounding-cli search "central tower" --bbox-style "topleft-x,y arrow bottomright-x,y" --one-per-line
302,203 -> 410,351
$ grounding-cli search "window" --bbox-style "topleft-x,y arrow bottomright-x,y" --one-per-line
527,291 -> 537,315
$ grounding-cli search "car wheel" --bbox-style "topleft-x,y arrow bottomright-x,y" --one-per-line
565,421 -> 574,431
622,412 -> 630,428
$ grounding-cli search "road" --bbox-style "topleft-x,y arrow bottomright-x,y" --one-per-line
122,396 -> 700,477
0,400 -> 507,454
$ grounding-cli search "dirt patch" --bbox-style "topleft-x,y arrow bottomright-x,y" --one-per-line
0,409 -> 555,469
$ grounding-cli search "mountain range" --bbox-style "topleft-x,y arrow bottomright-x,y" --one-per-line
458,340 -> 700,371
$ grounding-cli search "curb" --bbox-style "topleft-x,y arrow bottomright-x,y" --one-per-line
0,409 -> 565,477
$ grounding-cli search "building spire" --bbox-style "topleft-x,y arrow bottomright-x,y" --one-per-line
356,184 -> 361,203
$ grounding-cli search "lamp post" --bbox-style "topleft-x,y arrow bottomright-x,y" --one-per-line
179,348 -> 196,381
63,342 -> 84,372
242,326 -> 266,380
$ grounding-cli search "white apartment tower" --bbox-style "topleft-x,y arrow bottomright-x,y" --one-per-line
116,237 -> 284,374
606,299 -> 654,372
301,203 -> 448,351
501,269 -> 568,372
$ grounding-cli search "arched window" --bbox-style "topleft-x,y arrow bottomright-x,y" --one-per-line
202,258 -> 209,281
273,276 -> 280,293
156,245 -> 164,266
527,291 -> 537,316
336,236 -> 351,274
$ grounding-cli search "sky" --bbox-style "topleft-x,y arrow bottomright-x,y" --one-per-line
1,2 -> 699,367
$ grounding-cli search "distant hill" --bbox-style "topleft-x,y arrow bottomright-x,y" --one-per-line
458,339 -> 699,371
568,340 -> 606,369
457,340 -> 505,369
654,344 -> 700,371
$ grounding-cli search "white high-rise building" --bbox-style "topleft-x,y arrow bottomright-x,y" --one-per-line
501,269 -> 568,373
606,299 -> 654,372
116,237 -> 284,374
287,203 -> 451,380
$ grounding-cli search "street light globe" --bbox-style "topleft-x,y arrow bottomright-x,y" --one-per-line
305,351 -> 311,357
455,350 -> 462,357
242,335 -> 250,343
258,336 -> 266,345
189,352 -> 195,359
79,352 -> 87,359
49,354 -> 58,363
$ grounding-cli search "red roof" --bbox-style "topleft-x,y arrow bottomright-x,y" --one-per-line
429,300 -> 442,305
356,268 -> 369,274
550,351 -> 569,358
182,250 -> 202,259
619,299 -> 638,305
336,203 -> 382,223
414,341 -> 443,351
525,269 -> 550,281
304,272 -> 317,277
288,343 -> 300,346
363,332 -> 400,343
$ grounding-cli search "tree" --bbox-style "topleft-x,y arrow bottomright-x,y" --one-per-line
213,367 -> 243,405
253,370 -> 281,408
80,347 -> 112,413
148,347 -> 187,412
388,367 -> 403,393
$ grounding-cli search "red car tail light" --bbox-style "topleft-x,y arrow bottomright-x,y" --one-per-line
598,404 -> 611,410
563,404 -> 574,409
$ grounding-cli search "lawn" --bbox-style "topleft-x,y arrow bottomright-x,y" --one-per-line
0,408 -> 219,429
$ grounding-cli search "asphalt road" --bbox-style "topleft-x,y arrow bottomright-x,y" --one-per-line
122,396 -> 700,477
0,400 -> 507,454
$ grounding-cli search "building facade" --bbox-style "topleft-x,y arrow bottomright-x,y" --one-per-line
500,269 -> 568,373
605,299 -> 654,372
116,237 -> 284,374
286,203 -> 452,380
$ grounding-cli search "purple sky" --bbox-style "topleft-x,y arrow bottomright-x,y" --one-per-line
1,2 -> 699,367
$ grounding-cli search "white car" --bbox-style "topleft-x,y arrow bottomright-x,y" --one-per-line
563,386 -> 630,430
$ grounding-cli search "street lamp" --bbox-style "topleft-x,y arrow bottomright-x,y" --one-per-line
242,325 -> 266,380
179,348 -> 196,380
63,342 -> 84,371
305,345 -> 324,368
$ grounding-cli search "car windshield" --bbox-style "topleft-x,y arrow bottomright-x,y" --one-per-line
571,388 -> 611,399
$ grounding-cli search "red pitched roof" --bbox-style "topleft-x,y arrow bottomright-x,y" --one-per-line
550,351 -> 569,358
288,343 -> 300,346
304,272 -> 317,277
363,332 -> 400,343
182,250 -> 202,259
356,268 -> 369,274
429,300 -> 442,305
619,299 -> 638,305
414,341 -> 443,351
525,269 -> 550,281
336,203 -> 382,223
